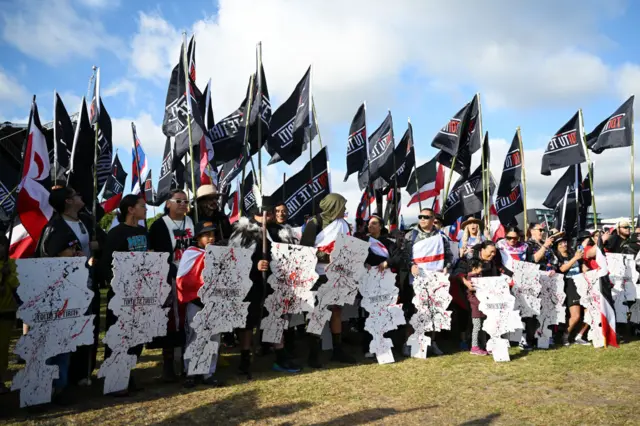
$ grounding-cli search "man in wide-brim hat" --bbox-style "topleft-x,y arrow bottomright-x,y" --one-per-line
191,184 -> 232,242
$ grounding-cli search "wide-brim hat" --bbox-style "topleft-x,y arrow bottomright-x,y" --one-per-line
461,217 -> 482,229
577,230 -> 593,241
196,185 -> 221,200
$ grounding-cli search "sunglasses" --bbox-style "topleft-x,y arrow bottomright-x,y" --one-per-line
506,235 -> 519,241
170,199 -> 189,205
532,228 -> 545,232
418,215 -> 433,220
620,226 -> 631,230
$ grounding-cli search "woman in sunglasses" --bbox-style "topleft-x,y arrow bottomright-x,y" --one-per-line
495,226 -> 528,273
148,189 -> 195,382
459,217 -> 487,259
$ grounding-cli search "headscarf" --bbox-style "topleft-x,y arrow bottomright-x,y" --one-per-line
319,193 -> 347,230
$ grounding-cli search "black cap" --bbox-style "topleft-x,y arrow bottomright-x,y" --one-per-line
44,230 -> 81,257
577,230 -> 593,241
194,221 -> 217,237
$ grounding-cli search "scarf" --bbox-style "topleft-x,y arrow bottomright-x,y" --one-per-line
496,239 -> 528,272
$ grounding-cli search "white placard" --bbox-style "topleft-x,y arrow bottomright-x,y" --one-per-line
535,273 -> 566,349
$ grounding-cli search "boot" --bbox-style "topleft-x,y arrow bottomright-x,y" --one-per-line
162,349 -> 178,383
238,350 -> 252,380
307,335 -> 323,368
331,333 -> 356,364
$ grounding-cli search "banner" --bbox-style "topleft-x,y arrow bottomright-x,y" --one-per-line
536,273 -> 566,349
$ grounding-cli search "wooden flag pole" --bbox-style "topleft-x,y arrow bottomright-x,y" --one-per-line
389,109 -> 399,230
579,108 -> 598,229
53,89 -> 58,186
364,101 -> 373,218
182,32 -> 198,223
516,127 -> 528,236
257,42 -> 263,194
408,117 -> 422,211
282,173 -> 286,201
240,74 -> 256,218
631,103 -> 636,225
476,93 -> 489,229
91,67 -> 100,238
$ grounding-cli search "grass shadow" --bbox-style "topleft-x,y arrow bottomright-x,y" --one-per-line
309,405 -> 438,425
459,413 -> 501,425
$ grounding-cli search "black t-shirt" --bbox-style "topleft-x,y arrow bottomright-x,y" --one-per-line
98,224 -> 148,285
555,250 -> 582,278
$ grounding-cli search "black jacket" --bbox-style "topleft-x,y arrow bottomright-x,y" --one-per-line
361,234 -> 403,268
188,209 -> 232,243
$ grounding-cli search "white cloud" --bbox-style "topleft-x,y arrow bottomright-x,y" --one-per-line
103,79 -> 137,105
2,0 -> 124,66
0,68 -> 29,110
129,12 -> 180,81
110,112 -> 165,166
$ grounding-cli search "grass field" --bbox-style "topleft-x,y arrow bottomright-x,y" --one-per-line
2,291 -> 640,425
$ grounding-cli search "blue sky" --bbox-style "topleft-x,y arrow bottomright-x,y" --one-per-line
1,0 -> 639,219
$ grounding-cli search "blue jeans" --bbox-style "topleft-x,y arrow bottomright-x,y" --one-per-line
47,353 -> 70,390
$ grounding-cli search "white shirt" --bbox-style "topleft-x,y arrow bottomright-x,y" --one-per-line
162,215 -> 195,268
65,218 -> 91,258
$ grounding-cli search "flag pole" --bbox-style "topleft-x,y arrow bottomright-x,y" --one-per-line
91,67 -> 100,239
256,42 -> 263,194
631,101 -> 635,225
560,186 -> 569,232
182,32 -> 198,223
309,65 -> 316,216
364,101 -> 373,218
53,90 -> 58,186
579,108 -> 597,229
282,173 -> 286,201
408,117 -> 422,211
443,157 -> 457,203
516,127 -> 528,236
477,93 -> 489,228
389,110 -> 399,230
240,74 -> 256,217
481,132 -> 487,229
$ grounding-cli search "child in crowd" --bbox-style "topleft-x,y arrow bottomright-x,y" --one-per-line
176,221 -> 224,388
461,259 -> 489,356
0,235 -> 19,394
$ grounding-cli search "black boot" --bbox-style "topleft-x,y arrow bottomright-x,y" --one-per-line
307,335 -> 323,368
331,333 -> 356,364
284,328 -> 296,355
238,350 -> 252,379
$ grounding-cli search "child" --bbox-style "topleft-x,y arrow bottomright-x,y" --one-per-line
0,235 -> 19,394
176,221 -> 224,388
462,259 -> 488,356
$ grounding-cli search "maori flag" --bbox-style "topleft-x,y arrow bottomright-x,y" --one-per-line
356,186 -> 375,221
10,100 -> 53,258
155,137 -> 176,205
587,95 -> 634,154
67,98 -> 96,209
442,165 -> 494,226
162,36 -> 206,160
357,112 -> 394,190
270,147 -> 329,225
497,132 -> 522,197
242,171 -> 258,217
344,103 -> 367,182
389,122 -> 416,188
267,66 -> 315,165
406,157 -> 444,207
52,92 -> 73,181
541,111 -> 586,175
432,94 -> 481,177
101,154 -> 127,214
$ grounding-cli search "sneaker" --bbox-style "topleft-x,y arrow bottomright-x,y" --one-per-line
574,336 -> 590,346
519,341 -> 533,351
562,333 -> 570,347
459,341 -> 469,351
470,346 -> 488,356
272,359 -> 302,373
238,362 -> 252,380
549,336 -> 555,346
364,352 -> 375,359
429,342 -> 444,356
331,347 -> 357,364
162,362 -> 178,383
77,378 -> 92,387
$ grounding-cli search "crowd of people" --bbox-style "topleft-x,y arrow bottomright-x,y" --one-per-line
0,184 -> 638,406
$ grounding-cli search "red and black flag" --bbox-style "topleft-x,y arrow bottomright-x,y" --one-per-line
541,111 -> 586,176
52,92 -> 73,181
496,132 -> 522,197
67,98 -> 97,208
143,170 -> 156,205
356,186 -> 375,221
496,185 -> 524,227
88,68 -> 113,192
383,187 -> 401,231
266,66 -> 315,165
218,154 -> 245,199
433,94 -> 481,178
270,147 -> 329,226
587,95 -> 634,154
101,153 -> 127,214
357,112 -> 394,190
344,103 -> 367,182
442,165 -> 494,226
406,156 -> 444,207
544,165 -> 582,235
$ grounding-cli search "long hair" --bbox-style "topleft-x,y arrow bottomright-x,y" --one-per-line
164,189 -> 187,216
118,194 -> 142,223
48,186 -> 75,215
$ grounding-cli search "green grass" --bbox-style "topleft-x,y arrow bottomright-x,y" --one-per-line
2,292 -> 640,425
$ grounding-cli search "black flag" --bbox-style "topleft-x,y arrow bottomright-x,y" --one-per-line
442,165 -> 494,226
266,67 -> 315,165
541,111 -> 586,176
496,185 -> 524,226
198,79 -> 215,131
431,101 -> 469,156
218,155 -> 245,199
587,95 -> 634,154
357,112 -> 394,190
101,154 -> 127,214
95,98 -> 113,192
406,156 -> 444,207
208,101 -> 244,164
143,170 -> 156,205
543,165 -> 580,209
67,98 -> 96,208
355,186 -> 375,220
389,123 -> 416,188
344,103 -> 367,181
270,147 -> 329,225
246,63 -> 272,151
496,132 -> 522,197
52,93 -> 73,181
242,171 -> 258,217
383,187 -> 401,231
0,153 -> 19,222
155,137 -> 177,205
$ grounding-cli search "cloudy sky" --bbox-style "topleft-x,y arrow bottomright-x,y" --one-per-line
1,0 -> 638,221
